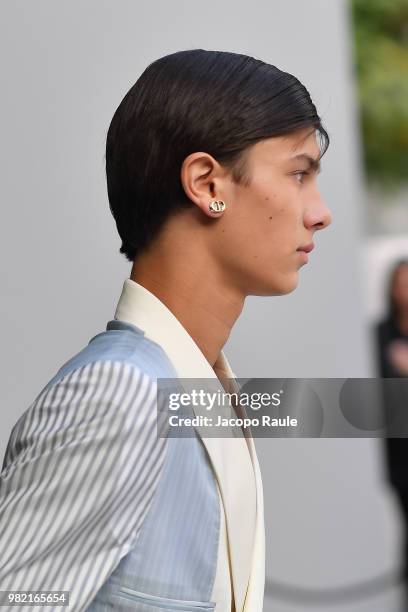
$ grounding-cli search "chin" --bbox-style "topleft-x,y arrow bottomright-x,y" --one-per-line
250,272 -> 299,297
275,278 -> 299,296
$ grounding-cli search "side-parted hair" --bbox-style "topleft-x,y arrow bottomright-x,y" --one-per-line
106,49 -> 329,262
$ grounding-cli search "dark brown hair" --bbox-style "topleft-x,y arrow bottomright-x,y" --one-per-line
106,49 -> 330,262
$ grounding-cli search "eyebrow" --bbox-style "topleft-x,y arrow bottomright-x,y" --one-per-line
291,154 -> 321,173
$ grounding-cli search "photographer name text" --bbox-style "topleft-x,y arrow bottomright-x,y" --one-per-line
168,415 -> 298,428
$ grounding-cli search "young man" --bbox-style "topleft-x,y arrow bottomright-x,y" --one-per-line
0,49 -> 332,611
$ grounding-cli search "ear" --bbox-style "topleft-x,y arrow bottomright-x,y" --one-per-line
180,152 -> 228,218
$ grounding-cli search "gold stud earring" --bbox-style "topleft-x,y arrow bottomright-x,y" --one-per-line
209,200 -> 226,214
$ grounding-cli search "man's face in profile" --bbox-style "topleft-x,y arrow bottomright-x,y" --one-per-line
212,127 -> 333,297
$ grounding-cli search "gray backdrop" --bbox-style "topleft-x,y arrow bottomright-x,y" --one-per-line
0,1 -> 402,610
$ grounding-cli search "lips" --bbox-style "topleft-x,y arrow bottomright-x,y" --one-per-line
297,242 -> 315,253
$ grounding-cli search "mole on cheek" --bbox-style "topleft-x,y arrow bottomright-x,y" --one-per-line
269,216 -> 272,220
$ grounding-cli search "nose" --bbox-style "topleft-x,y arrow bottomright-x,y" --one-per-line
304,194 -> 332,232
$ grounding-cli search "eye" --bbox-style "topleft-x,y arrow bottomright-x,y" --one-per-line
293,170 -> 309,184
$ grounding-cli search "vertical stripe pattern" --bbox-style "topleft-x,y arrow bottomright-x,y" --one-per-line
0,360 -> 167,611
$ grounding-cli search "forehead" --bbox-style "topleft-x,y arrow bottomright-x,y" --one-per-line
248,127 -> 321,164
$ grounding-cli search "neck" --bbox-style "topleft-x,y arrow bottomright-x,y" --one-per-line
130,247 -> 245,368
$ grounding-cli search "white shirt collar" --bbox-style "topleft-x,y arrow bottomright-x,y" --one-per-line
113,278 -> 236,382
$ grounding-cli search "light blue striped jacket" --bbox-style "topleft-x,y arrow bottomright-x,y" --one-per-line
0,279 -> 264,612
0,319 -> 221,611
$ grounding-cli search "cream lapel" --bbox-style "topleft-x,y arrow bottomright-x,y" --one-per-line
113,278 -> 258,612
213,354 -> 266,611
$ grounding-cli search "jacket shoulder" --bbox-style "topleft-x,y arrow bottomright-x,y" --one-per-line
41,320 -> 178,397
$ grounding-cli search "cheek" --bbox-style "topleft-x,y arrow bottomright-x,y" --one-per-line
223,186 -> 300,256
261,183 -> 299,218
262,203 -> 299,249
